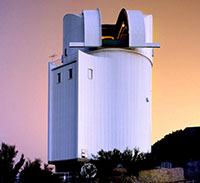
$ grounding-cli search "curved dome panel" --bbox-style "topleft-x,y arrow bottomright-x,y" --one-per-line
117,8 -> 160,48
83,9 -> 102,47
118,9 -> 146,47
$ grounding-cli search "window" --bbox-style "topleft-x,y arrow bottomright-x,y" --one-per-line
57,72 -> 61,83
65,48 -> 67,56
68,68 -> 72,79
88,68 -> 93,79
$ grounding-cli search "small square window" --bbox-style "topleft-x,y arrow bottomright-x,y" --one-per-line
68,68 -> 72,79
88,68 -> 93,79
57,72 -> 61,83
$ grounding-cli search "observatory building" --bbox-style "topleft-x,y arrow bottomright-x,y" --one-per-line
48,8 -> 160,170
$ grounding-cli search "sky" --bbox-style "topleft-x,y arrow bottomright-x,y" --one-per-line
0,0 -> 200,163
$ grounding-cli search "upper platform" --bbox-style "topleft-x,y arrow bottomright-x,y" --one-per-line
62,8 -> 160,63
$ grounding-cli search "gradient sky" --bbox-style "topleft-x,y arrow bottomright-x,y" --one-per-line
0,0 -> 200,162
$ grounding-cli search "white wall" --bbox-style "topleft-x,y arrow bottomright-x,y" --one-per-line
49,48 -> 152,161
48,62 -> 78,161
78,48 -> 152,158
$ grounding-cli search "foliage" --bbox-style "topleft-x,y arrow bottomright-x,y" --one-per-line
91,148 -> 151,180
151,127 -> 200,167
19,159 -> 60,183
0,142 -> 25,183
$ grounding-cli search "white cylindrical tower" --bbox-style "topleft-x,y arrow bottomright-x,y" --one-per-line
77,48 -> 152,157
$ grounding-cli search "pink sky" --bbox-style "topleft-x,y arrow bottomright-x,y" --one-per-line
0,0 -> 200,162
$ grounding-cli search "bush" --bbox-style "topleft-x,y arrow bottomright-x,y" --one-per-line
19,159 -> 60,183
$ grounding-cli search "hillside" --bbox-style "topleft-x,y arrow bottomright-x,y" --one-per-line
151,127 -> 200,167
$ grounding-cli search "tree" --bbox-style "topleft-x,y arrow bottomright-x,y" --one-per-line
91,148 -> 150,181
19,159 -> 60,183
0,142 -> 25,183
151,127 -> 200,167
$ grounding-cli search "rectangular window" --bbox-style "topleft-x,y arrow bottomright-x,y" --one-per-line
68,68 -> 72,79
57,72 -> 61,83
88,68 -> 93,79
65,48 -> 67,56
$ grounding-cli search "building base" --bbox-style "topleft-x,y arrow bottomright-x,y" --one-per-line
49,158 -> 89,172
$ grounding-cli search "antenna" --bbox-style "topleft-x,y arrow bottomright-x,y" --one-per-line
49,54 -> 58,62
